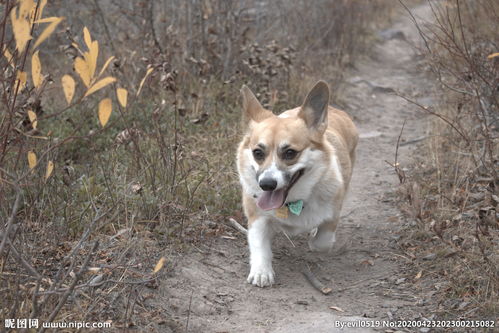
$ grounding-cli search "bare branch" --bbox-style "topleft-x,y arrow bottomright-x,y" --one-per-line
0,178 -> 21,253
38,241 -> 99,333
3,238 -> 41,279
395,92 -> 469,143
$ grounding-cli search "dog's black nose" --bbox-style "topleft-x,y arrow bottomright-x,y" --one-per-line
259,178 -> 277,191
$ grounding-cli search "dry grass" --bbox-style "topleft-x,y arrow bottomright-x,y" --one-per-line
398,0 -> 498,319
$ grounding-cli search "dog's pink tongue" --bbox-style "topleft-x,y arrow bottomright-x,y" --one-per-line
257,189 -> 286,211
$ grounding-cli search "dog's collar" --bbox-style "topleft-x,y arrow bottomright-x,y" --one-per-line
286,200 -> 304,215
275,200 -> 304,218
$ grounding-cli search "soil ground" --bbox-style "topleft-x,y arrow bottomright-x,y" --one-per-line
148,4 -> 437,332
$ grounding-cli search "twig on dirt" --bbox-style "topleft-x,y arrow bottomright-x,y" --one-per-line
282,230 -> 296,248
400,136 -> 427,146
185,290 -> 194,333
228,218 -> 247,235
302,266 -> 332,295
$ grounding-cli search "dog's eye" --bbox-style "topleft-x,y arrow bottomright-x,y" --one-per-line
283,149 -> 298,160
252,149 -> 265,161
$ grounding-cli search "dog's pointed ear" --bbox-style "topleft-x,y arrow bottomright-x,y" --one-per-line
299,81 -> 329,138
241,85 -> 272,123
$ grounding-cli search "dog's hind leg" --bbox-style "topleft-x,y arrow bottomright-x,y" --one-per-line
308,219 -> 338,252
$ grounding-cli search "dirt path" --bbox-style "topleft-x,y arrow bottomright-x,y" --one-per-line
150,4 -> 435,332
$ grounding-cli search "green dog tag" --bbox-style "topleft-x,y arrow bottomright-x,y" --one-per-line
288,200 -> 303,216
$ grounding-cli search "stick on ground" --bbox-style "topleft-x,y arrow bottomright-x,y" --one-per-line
228,218 -> 248,235
302,267 -> 332,295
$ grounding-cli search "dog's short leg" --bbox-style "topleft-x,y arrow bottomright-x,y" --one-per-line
247,217 -> 275,287
308,219 -> 337,252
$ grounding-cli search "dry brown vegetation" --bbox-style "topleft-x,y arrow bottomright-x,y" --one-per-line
398,0 -> 498,319
0,0 -> 391,330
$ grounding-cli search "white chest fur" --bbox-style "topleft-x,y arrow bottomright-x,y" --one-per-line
268,193 -> 337,236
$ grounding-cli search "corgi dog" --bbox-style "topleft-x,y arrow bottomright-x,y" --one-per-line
236,81 -> 358,287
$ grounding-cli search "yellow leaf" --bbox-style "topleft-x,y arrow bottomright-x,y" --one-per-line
98,98 -> 112,127
35,16 -> 61,24
84,76 -> 116,98
61,74 -> 75,105
137,67 -> 154,96
28,110 -> 37,129
98,56 -> 115,78
88,40 -> 99,79
487,52 -> 499,59
11,10 -> 32,53
16,70 -> 27,91
20,0 -> 35,18
33,17 -> 63,49
31,50 -> 42,88
45,160 -> 54,180
153,257 -> 166,273
117,88 -> 128,108
82,37 -> 98,80
27,150 -> 37,169
31,0 -> 47,24
74,57 -> 91,87
83,26 -> 92,50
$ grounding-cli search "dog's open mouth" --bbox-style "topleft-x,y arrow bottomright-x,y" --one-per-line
257,169 -> 304,211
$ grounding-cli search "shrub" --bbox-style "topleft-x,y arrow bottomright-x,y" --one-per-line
399,0 -> 498,318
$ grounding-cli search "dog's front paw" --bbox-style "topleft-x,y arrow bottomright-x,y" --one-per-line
308,230 -> 336,252
247,265 -> 275,287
